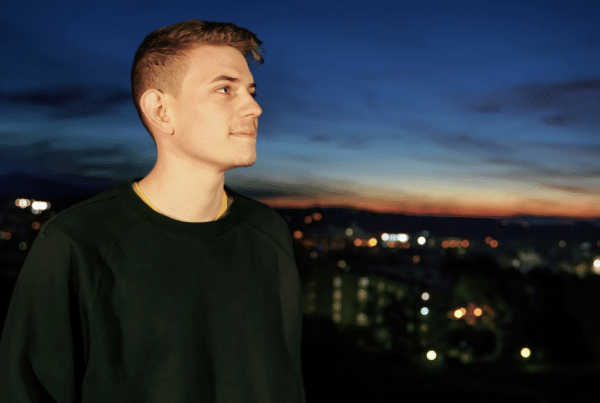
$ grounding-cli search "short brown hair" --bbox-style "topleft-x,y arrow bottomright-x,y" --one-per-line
131,20 -> 263,131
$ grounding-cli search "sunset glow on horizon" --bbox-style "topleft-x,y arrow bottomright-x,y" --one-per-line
259,192 -> 600,219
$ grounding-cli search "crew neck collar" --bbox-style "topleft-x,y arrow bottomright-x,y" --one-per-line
119,177 -> 239,236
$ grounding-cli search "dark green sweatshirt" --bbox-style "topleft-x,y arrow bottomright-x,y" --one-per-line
0,178 -> 305,402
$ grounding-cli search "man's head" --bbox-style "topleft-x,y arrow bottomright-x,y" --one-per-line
131,20 -> 264,172
131,20 -> 263,133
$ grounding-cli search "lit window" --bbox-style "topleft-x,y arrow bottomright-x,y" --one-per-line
356,313 -> 368,326
357,289 -> 368,301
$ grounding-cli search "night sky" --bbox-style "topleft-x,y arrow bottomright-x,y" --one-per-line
2,0 -> 599,218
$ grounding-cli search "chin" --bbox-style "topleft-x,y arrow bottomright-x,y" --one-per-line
231,152 -> 257,168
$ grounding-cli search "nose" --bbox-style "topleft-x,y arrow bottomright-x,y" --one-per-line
243,93 -> 262,119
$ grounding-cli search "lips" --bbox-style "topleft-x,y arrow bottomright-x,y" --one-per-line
230,131 -> 257,136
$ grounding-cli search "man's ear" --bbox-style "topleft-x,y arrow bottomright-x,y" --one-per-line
140,89 -> 174,136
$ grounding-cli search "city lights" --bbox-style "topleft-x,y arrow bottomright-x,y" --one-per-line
485,236 -> 498,248
441,239 -> 469,249
356,313 -> 368,326
357,289 -> 368,301
417,236 -> 426,245
453,307 -> 467,319
31,201 -> 50,210
426,350 -> 437,361
381,233 -> 408,242
521,347 -> 531,358
420,307 -> 429,316
421,292 -> 430,301
15,198 -> 31,208
593,258 -> 600,275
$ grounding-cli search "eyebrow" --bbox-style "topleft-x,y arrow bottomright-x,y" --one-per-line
210,75 -> 256,89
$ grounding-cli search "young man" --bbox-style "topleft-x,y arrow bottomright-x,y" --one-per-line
0,21 -> 306,402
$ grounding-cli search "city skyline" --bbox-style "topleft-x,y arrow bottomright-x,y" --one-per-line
2,0 -> 600,218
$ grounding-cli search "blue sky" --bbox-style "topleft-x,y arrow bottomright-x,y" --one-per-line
1,0 -> 599,217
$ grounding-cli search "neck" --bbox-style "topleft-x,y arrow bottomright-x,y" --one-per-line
137,158 -> 229,223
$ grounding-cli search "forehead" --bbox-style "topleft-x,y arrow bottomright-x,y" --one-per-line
182,45 -> 253,83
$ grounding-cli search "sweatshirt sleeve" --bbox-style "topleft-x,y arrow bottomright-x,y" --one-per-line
0,228 -> 83,402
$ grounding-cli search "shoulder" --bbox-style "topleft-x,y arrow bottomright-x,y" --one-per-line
39,183 -> 139,253
230,189 -> 293,249
232,189 -> 288,229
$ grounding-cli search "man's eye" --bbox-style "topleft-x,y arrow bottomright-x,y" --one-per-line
216,87 -> 229,94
